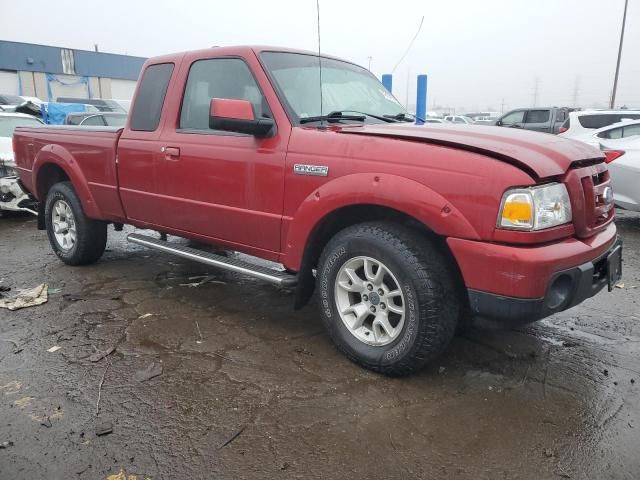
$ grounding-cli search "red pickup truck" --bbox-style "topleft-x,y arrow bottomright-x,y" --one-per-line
13,46 -> 622,375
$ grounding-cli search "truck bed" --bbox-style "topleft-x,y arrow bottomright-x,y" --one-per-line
13,125 -> 126,221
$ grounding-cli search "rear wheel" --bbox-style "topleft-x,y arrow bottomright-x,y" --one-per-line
317,222 -> 459,376
45,182 -> 107,265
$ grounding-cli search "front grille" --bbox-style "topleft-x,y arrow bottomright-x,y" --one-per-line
565,162 -> 614,238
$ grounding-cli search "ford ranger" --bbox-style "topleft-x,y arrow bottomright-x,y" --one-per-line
12,46 -> 622,376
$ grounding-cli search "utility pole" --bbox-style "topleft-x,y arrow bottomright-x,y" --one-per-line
500,97 -> 505,113
572,76 -> 580,107
532,77 -> 539,107
611,0 -> 629,109
367,56 -> 373,71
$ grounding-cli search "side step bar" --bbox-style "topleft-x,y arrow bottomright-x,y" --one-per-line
127,233 -> 297,287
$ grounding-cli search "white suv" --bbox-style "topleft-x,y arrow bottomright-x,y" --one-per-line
558,110 -> 640,138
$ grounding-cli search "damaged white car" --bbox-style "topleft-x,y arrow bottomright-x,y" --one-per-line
0,112 -> 43,215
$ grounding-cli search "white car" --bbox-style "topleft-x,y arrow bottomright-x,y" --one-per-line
559,110 -> 640,138
444,115 -> 475,125
568,119 -> 640,146
0,112 -> 43,214
600,136 -> 640,212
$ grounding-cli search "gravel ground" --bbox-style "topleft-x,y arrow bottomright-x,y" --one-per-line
1,210 -> 639,479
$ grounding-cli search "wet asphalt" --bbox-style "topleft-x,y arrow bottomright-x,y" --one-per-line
1,211 -> 639,480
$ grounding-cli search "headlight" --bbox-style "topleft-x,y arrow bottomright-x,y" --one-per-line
498,183 -> 572,231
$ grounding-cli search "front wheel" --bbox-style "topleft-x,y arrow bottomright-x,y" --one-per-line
45,182 -> 107,265
317,222 -> 459,376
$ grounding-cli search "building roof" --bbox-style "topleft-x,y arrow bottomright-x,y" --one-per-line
0,40 -> 146,81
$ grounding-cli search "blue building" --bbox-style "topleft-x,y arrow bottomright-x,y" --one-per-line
0,40 -> 146,102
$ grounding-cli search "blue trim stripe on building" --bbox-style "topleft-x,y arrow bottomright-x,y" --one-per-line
0,40 -> 146,81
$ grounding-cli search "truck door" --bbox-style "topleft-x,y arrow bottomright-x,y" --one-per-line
156,56 -> 287,254
523,109 -> 552,132
117,62 -> 175,226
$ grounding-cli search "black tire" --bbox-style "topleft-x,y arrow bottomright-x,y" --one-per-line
44,181 -> 107,265
317,222 -> 459,376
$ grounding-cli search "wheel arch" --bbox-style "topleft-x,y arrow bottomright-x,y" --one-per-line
290,202 -> 469,311
33,145 -> 102,221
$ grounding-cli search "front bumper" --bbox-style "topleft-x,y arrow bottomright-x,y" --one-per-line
447,222 -> 620,323
467,238 -> 621,322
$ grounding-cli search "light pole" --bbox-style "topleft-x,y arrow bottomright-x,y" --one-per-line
610,0 -> 629,109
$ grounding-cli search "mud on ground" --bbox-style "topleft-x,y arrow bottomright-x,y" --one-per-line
1,211 -> 639,479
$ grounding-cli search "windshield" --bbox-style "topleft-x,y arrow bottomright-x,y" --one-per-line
260,52 -> 406,123
0,116 -> 43,137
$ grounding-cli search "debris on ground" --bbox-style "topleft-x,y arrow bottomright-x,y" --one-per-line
294,346 -> 312,356
543,448 -> 555,458
40,416 -> 52,428
88,346 -> 116,363
218,424 -> 247,449
439,366 -> 446,374
138,313 -> 153,319
0,441 -> 14,449
0,284 -> 48,311
615,283 -> 625,289
134,362 -> 163,382
95,421 -> 113,436
47,345 -> 61,353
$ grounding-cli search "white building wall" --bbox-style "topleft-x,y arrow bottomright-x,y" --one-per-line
110,79 -> 137,100
0,70 -> 18,95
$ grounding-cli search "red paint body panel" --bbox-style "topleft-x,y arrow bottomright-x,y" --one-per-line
11,45 -> 618,304
211,98 -> 255,120
448,222 -> 617,298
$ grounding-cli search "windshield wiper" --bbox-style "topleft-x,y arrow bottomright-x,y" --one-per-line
299,111 -> 366,124
384,112 -> 421,123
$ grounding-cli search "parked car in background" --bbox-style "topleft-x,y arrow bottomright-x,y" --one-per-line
495,107 -> 569,134
0,112 -> 43,214
111,99 -> 132,112
559,110 -> 640,138
444,115 -> 475,124
600,136 -> 640,212
56,97 -> 126,113
474,115 -> 500,125
567,119 -> 640,147
64,112 -> 127,127
423,118 -> 446,124
0,93 -> 25,109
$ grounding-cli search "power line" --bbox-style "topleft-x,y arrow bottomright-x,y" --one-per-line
391,16 -> 424,74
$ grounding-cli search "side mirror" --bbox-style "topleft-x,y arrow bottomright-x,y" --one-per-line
209,98 -> 274,138
496,120 -> 503,126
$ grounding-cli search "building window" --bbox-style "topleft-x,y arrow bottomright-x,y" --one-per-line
61,49 -> 76,75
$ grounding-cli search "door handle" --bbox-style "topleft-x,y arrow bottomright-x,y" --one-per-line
161,146 -> 180,160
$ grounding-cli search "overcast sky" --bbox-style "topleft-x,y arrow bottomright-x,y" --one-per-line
3,0 -> 639,112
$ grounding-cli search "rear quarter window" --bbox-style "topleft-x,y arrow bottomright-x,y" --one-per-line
130,63 -> 174,131
578,113 -> 640,129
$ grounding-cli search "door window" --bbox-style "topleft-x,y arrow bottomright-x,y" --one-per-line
525,109 -> 550,124
500,110 -> 525,125
598,127 -> 623,139
179,58 -> 268,131
622,123 -> 640,138
130,63 -> 174,131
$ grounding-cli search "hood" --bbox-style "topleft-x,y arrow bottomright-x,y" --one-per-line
338,124 -> 603,179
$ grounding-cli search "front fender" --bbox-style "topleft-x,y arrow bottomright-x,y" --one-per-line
282,173 -> 480,270
33,144 -> 102,219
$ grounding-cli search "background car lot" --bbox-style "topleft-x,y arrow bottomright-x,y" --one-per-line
1,210 -> 639,479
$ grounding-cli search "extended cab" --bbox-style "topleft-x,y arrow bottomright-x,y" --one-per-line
13,47 -> 622,376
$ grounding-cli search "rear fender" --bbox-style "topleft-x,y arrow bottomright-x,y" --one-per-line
33,144 -> 103,219
282,173 -> 480,270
